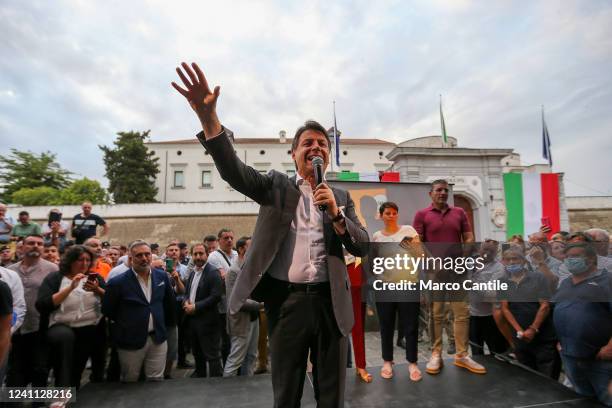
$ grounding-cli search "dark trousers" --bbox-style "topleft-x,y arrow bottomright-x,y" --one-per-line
47,324 -> 96,388
469,315 -> 508,355
6,331 -> 48,387
106,346 -> 121,382
177,304 -> 190,364
266,290 -> 347,408
515,340 -> 561,380
89,318 -> 107,382
219,313 -> 230,366
190,318 -> 222,377
376,301 -> 420,363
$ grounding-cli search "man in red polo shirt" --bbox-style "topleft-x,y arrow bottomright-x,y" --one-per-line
413,179 -> 486,375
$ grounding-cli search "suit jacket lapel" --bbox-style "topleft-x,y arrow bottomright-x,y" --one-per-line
283,175 -> 301,222
323,189 -> 343,251
127,269 -> 149,304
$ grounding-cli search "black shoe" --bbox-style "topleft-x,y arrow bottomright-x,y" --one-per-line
254,367 -> 268,375
190,371 -> 206,378
177,361 -> 194,369
164,373 -> 172,380
396,338 -> 406,349
447,344 -> 456,355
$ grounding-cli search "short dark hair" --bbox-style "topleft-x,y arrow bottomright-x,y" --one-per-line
430,179 -> 448,191
378,201 -> 399,215
236,236 -> 251,252
19,211 -> 29,217
178,242 -> 188,250
568,231 -> 593,242
291,120 -> 331,152
204,235 -> 217,243
150,243 -> 159,251
564,242 -> 597,259
43,242 -> 57,249
59,245 -> 96,276
217,228 -> 233,239
191,242 -> 208,255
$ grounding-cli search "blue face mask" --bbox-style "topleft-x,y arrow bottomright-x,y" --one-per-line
564,257 -> 589,275
505,264 -> 523,275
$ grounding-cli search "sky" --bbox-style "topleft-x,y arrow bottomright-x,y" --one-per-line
1,0 -> 611,196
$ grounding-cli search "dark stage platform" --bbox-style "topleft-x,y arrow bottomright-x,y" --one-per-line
74,356 -> 601,407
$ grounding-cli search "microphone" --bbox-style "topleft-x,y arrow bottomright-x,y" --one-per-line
312,156 -> 327,212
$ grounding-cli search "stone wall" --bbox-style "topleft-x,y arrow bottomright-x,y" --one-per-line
568,209 -> 612,233
104,215 -> 259,245
566,196 -> 612,233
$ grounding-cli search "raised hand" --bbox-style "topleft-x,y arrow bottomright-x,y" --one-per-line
172,62 -> 222,138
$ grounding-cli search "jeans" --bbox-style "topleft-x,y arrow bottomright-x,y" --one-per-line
561,354 -> 611,406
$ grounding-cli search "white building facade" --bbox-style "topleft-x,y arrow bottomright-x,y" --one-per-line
147,135 -> 395,203
146,133 -> 567,241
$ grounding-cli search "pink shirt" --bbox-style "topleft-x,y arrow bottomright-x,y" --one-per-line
413,205 -> 471,258
412,205 -> 471,243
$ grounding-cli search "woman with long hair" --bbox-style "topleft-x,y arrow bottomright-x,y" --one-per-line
36,245 -> 106,389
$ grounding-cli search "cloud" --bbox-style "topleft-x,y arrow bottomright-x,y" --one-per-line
0,0 -> 610,196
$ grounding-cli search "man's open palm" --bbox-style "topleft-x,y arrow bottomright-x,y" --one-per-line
172,62 -> 220,118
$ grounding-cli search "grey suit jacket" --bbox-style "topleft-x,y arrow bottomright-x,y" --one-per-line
198,128 -> 369,336
226,262 -> 262,337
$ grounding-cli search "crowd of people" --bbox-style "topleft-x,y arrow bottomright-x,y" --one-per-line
0,60 -> 609,408
0,189 -> 610,406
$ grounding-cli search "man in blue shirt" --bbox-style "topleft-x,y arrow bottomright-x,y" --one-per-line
552,243 -> 611,407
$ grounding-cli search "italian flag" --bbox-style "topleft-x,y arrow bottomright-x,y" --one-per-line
503,173 -> 560,239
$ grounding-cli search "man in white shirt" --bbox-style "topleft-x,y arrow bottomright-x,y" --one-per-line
183,243 -> 223,377
0,265 -> 26,382
206,228 -> 238,365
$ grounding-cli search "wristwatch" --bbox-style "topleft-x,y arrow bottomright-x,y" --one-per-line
516,331 -> 524,339
332,209 -> 345,223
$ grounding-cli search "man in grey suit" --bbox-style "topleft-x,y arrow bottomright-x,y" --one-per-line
173,62 -> 369,408
224,236 -> 261,377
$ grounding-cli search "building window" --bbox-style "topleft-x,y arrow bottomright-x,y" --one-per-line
260,150 -> 265,155
201,170 -> 212,188
343,150 -> 348,156
177,150 -> 182,156
287,169 -> 296,177
258,170 -> 267,175
173,170 -> 184,188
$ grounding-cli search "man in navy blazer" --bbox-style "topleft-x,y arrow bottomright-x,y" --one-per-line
182,243 -> 223,377
102,240 -> 175,382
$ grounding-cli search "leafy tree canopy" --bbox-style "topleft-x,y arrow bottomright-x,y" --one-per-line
99,130 -> 160,203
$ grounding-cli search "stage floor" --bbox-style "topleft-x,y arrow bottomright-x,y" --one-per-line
74,356 -> 601,407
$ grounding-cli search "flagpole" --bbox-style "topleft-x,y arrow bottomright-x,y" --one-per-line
331,100 -> 336,173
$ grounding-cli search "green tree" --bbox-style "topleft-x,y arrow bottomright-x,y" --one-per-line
10,186 -> 60,206
0,149 -> 73,202
99,130 -> 160,203
59,178 -> 109,205
10,178 -> 109,206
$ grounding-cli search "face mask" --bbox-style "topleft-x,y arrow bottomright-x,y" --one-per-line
505,264 -> 523,275
564,257 -> 589,275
